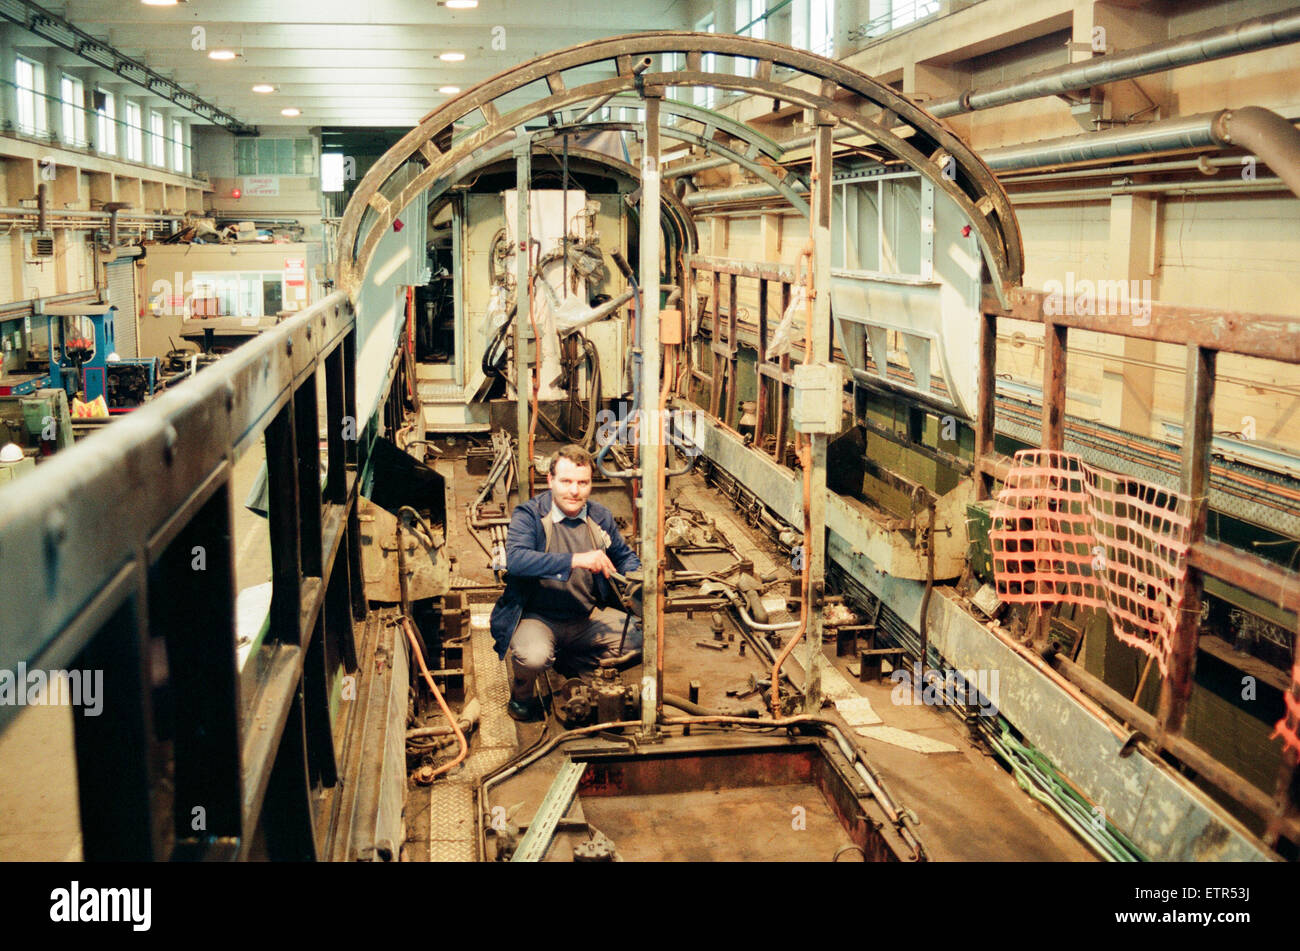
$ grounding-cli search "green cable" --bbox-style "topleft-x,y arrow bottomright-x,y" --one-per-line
982,716 -> 1148,862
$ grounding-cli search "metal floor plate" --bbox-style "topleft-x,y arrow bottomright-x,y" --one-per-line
426,626 -> 517,861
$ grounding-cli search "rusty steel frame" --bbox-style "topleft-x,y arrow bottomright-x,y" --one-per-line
976,285 -> 1300,843
0,292 -> 365,859
690,256 -> 804,465
338,32 -> 1024,303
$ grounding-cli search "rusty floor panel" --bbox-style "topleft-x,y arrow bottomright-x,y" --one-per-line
434,440 -> 1097,862
578,786 -> 853,862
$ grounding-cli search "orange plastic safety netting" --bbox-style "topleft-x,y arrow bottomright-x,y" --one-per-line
989,450 -> 1193,676
1271,660 -> 1300,761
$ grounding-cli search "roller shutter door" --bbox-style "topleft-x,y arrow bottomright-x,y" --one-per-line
105,259 -> 137,358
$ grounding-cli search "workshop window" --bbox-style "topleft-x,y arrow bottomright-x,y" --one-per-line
14,57 -> 46,136
150,111 -> 165,166
693,15 -> 716,110
60,75 -> 85,146
191,271 -> 287,319
95,87 -> 116,155
792,0 -> 835,57
234,137 -> 315,176
125,102 -> 143,162
734,0 -> 766,77
171,120 -> 185,172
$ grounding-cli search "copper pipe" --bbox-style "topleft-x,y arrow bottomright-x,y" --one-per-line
526,243 -> 541,489
401,616 -> 469,779
771,240 -> 816,717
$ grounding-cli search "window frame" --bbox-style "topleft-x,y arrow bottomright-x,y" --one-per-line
60,74 -> 85,146
149,111 -> 165,166
15,56 -> 47,136
95,87 -> 117,155
125,101 -> 143,162
171,119 -> 185,172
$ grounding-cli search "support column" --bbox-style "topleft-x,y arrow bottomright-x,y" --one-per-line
639,91 -> 663,738
803,114 -> 835,712
513,135 -> 532,500
0,27 -> 19,134
1100,194 -> 1157,436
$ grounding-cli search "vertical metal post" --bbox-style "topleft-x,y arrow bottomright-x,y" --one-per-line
976,311 -> 997,500
639,90 -> 663,737
1158,343 -> 1215,735
725,273 -> 739,427
72,585 -> 160,860
514,135 -> 532,500
154,482 -> 242,851
803,114 -> 835,712
266,396 -> 303,646
755,277 -> 769,445
1042,321 -> 1068,451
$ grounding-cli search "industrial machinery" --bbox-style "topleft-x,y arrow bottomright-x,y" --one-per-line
1,304 -> 157,411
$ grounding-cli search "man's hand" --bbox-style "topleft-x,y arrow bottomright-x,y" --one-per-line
570,549 -> 616,578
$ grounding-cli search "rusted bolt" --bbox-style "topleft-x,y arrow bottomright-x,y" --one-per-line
162,424 -> 178,465
45,507 -> 67,547
286,338 -> 294,355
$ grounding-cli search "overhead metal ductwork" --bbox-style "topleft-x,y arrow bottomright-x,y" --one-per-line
982,107 -> 1300,199
929,9 -> 1300,119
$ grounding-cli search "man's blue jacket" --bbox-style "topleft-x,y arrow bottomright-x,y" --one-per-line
489,490 -> 640,659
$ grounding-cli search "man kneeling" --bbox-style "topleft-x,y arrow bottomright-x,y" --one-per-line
489,445 -> 641,722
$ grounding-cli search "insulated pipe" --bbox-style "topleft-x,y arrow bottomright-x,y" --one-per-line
664,155 -> 730,179
929,9 -> 1300,118
1212,107 -> 1300,200
683,180 -> 809,206
983,112 -> 1231,172
985,108 -> 1300,199
36,183 -> 47,233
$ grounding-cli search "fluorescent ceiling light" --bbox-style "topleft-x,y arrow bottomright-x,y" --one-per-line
439,86 -> 461,95
208,49 -> 236,61
445,1 -> 478,8
142,0 -> 180,6
281,107 -> 302,117
439,51 -> 465,62
252,83 -> 275,93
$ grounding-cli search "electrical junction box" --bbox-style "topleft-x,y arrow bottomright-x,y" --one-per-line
791,362 -> 842,434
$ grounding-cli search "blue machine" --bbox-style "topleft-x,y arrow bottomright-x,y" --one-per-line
37,303 -> 157,410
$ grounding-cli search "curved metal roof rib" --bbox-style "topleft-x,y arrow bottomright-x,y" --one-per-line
338,32 -> 1024,304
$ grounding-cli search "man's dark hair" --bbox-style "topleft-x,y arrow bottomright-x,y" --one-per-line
549,444 -> 594,475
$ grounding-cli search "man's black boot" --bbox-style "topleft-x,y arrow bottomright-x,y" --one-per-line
507,696 -> 545,722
